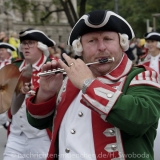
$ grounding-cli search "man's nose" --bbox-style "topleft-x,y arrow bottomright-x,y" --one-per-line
97,41 -> 106,51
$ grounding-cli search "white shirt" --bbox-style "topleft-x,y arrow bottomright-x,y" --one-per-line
10,56 -> 48,138
10,99 -> 47,138
59,91 -> 96,160
151,53 -> 160,160
149,54 -> 160,74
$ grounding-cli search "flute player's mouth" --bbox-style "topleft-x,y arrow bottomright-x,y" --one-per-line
96,57 -> 111,63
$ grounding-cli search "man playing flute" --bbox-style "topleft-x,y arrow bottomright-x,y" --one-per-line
26,10 -> 160,160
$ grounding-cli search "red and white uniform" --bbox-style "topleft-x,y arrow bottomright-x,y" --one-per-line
141,53 -> 160,75
27,54 -> 160,160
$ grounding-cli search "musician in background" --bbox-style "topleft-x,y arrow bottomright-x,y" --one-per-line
0,43 -> 16,69
140,32 -> 160,80
26,10 -> 160,160
49,46 -> 61,60
0,43 -> 17,131
140,31 -> 160,160
3,29 -> 56,160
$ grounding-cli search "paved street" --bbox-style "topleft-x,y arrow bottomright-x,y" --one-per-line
0,125 -> 7,159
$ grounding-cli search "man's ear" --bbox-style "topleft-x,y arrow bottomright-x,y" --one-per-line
118,33 -> 129,51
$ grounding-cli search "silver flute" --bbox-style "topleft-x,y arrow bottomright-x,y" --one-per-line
38,57 -> 115,77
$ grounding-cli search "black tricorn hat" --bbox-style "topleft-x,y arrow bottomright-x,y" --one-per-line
19,28 -> 56,47
144,32 -> 160,41
0,42 -> 16,51
67,10 -> 135,46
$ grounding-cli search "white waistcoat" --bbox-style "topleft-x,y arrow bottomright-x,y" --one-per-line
10,99 -> 47,138
59,91 -> 96,160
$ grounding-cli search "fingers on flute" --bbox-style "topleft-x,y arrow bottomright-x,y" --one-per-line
58,59 -> 68,71
62,53 -> 71,63
41,62 -> 51,72
61,53 -> 75,67
41,60 -> 57,72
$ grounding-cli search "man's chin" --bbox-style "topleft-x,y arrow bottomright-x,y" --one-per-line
92,66 -> 110,76
24,55 -> 30,59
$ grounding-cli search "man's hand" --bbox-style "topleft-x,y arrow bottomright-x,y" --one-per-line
35,60 -> 63,103
20,83 -> 35,96
58,53 -> 95,90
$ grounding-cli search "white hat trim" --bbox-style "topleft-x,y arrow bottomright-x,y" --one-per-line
37,41 -> 50,57
7,49 -> 12,55
72,37 -> 83,56
118,33 -> 129,51
146,32 -> 160,38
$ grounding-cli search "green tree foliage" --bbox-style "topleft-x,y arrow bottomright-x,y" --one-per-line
5,0 -> 160,38
118,0 -> 160,37
4,0 -> 30,21
81,0 -> 160,37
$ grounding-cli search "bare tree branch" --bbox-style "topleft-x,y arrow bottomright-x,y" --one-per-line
40,9 -> 64,21
68,0 -> 79,22
59,0 -> 74,27
79,0 -> 87,17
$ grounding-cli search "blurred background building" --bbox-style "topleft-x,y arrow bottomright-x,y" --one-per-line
0,0 -> 77,43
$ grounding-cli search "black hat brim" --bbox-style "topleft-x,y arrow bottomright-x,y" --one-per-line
144,32 -> 160,41
0,43 -> 16,51
19,29 -> 56,47
68,10 -> 135,46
